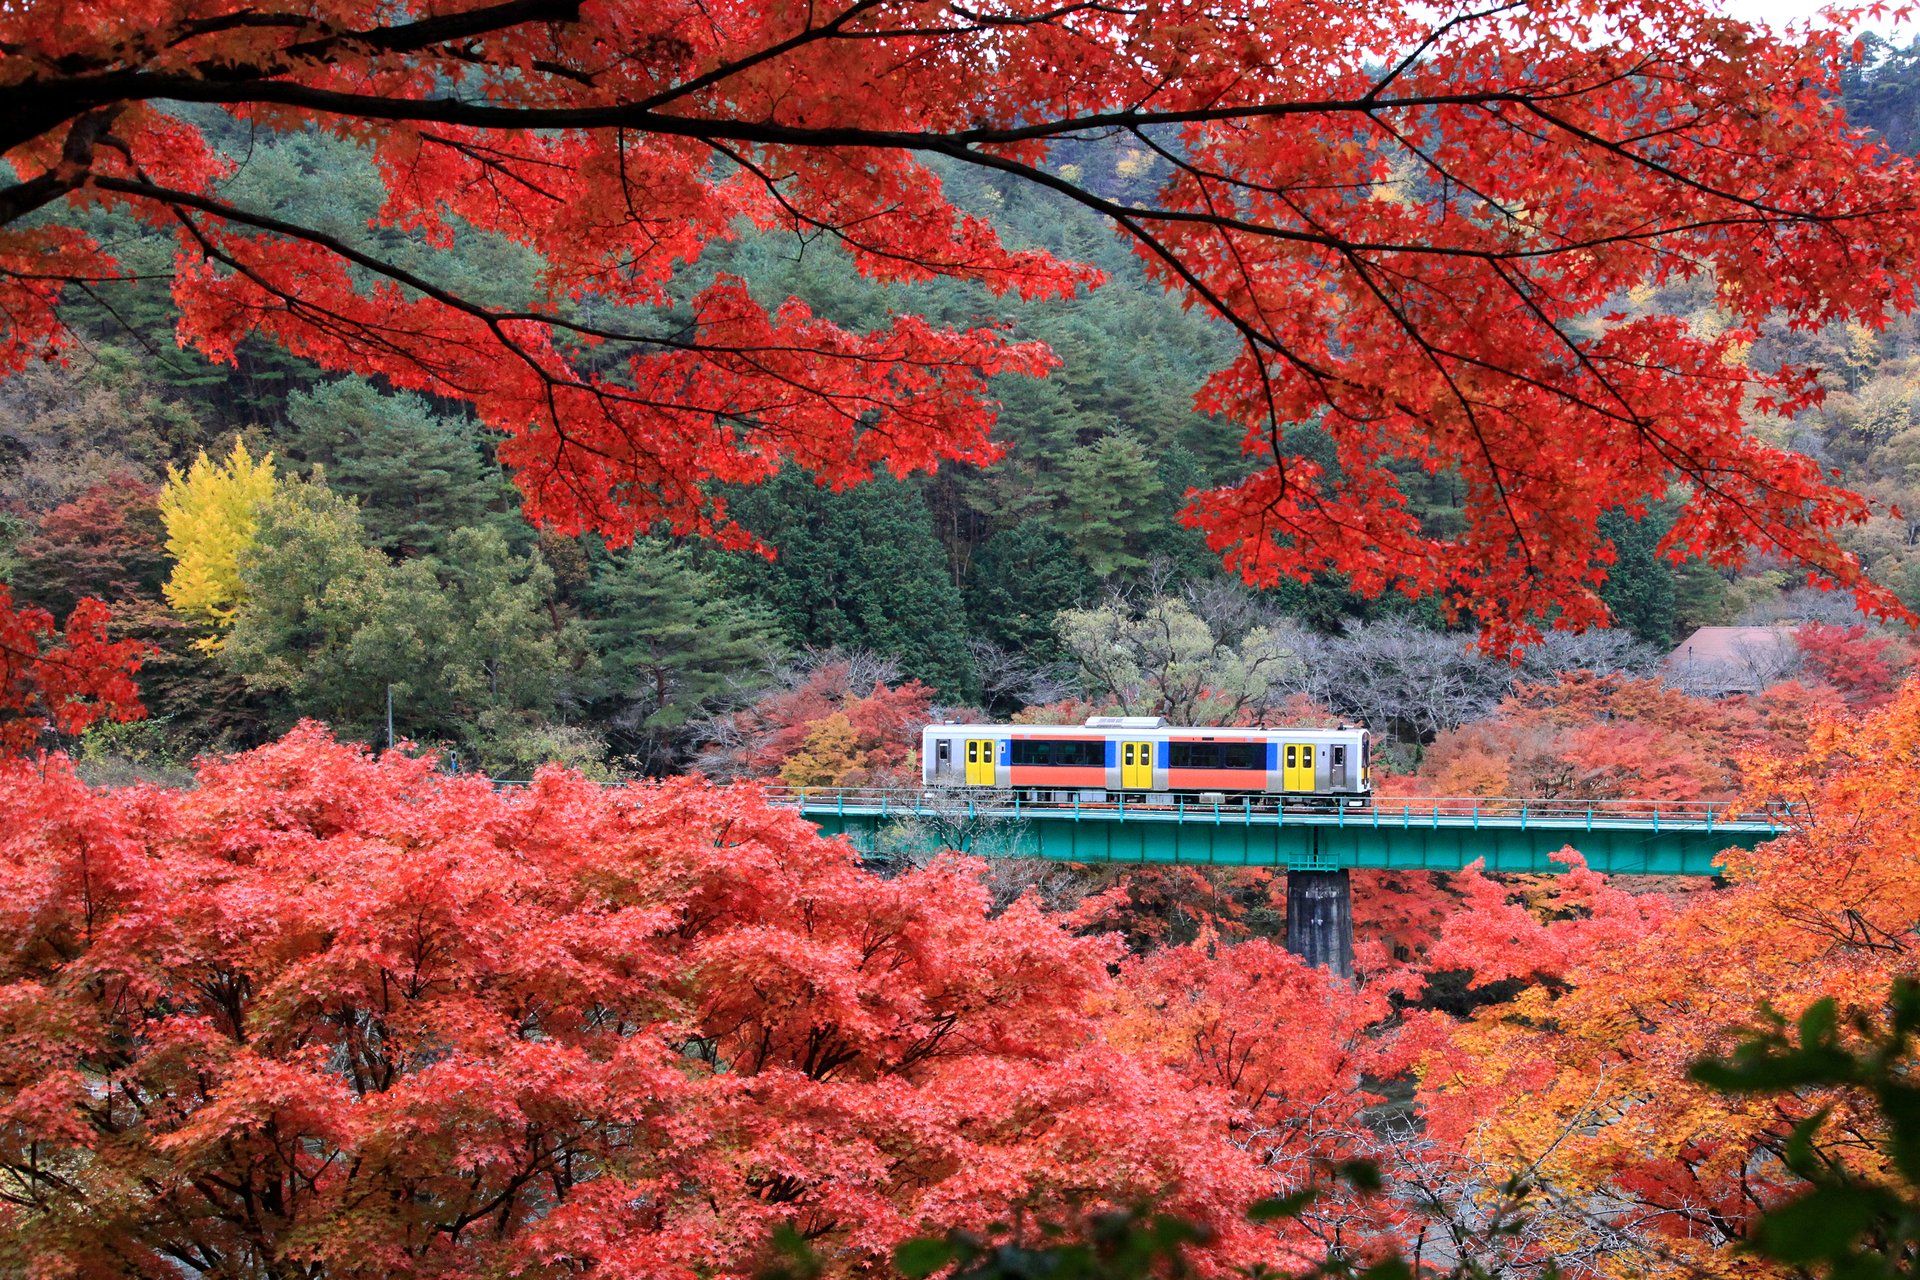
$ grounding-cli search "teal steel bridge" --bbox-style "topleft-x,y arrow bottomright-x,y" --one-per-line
766,787 -> 1798,878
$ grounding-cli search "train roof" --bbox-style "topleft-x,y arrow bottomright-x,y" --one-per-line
923,722 -> 1367,736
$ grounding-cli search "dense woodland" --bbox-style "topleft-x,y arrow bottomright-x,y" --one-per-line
10,47 -> 1920,778
13,5 -> 1920,1277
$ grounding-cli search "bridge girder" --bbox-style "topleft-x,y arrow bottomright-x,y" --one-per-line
799,805 -> 1784,878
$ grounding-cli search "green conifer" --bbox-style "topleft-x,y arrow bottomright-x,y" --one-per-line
283,378 -> 507,556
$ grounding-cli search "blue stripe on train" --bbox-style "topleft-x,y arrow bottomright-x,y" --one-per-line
1104,740 -> 1117,767
1267,741 -> 1279,771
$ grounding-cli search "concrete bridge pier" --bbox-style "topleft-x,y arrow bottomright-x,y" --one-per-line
1284,870 -> 1354,979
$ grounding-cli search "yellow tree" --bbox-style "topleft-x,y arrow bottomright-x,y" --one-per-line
777,712 -> 861,790
158,439 -> 276,644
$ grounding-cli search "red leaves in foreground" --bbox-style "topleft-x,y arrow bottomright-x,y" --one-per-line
0,725 -> 1288,1278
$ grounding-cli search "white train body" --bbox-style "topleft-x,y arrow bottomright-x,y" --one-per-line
920,716 -> 1370,803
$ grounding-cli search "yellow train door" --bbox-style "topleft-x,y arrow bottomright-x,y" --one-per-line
1283,742 -> 1316,791
1120,740 -> 1154,790
965,738 -> 996,786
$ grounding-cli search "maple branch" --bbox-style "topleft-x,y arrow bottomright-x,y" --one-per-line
627,0 -> 892,114
0,105 -> 125,225
0,71 -> 1763,170
89,177 -> 987,368
282,0 -> 584,59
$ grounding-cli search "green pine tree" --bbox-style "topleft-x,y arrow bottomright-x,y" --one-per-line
1051,433 -> 1165,578
965,520 -> 1096,658
1598,507 -> 1679,645
585,540 -> 782,769
282,378 -> 509,556
719,470 -> 976,696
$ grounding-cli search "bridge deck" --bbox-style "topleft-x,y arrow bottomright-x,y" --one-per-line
767,788 -> 1797,876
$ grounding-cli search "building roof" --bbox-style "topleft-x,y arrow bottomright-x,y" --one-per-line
1665,625 -> 1800,695
1666,625 -> 1795,666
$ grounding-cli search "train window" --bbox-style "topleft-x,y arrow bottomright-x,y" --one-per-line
1170,742 -> 1264,769
1011,739 -> 1106,767
966,741 -> 977,763
1332,746 -> 1346,765
1285,744 -> 1297,768
937,741 -> 951,766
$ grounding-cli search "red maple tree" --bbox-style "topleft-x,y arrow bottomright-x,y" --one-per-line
4,0 -> 1918,663
8,473 -> 170,618
0,725 -> 1288,1277
1105,937 -> 1420,1265
0,587 -> 146,752
1795,620 -> 1915,709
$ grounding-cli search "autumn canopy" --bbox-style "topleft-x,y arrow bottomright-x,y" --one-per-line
4,0 -> 1920,735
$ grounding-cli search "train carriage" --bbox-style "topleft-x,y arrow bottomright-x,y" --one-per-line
921,716 -> 1371,806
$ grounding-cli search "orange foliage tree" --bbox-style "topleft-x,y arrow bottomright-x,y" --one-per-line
1408,681 -> 1920,1275
0,725 -> 1300,1277
1103,938 -> 1419,1266
6,0 -> 1920,659
1409,672 -> 1836,802
699,657 -> 933,787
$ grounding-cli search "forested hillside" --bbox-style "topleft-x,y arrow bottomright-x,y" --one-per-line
7,50 -> 1920,778
17,3 -> 1920,1277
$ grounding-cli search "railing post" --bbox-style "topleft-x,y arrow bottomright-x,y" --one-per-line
1473,799 -> 1479,831
1520,799 -> 1527,829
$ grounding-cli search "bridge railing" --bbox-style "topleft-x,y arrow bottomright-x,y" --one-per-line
759,785 -> 1804,829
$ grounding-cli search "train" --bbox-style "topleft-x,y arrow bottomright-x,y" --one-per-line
920,716 -> 1371,806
